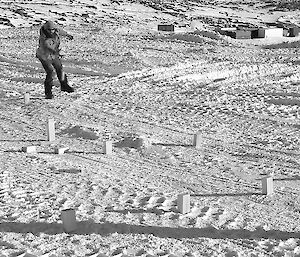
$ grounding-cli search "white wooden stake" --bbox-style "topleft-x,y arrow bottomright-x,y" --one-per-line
177,192 -> 190,214
61,208 -> 77,233
262,176 -> 274,195
22,146 -> 37,153
47,118 -> 55,141
24,93 -> 30,105
55,147 -> 69,154
193,133 -> 202,149
103,141 -> 113,155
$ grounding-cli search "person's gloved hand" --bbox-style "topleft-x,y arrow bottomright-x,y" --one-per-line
67,34 -> 74,40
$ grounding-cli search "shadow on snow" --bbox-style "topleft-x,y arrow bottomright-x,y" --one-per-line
0,221 -> 299,240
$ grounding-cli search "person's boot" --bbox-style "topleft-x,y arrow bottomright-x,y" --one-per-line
45,93 -> 54,99
61,85 -> 74,93
45,83 -> 54,99
61,75 -> 74,93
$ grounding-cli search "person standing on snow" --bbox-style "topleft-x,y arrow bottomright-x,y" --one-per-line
36,20 -> 74,99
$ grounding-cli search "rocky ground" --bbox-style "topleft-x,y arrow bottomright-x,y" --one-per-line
2,0 -> 300,256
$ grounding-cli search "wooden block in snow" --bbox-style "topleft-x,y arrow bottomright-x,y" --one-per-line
193,133 -> 202,149
54,147 -> 69,154
262,176 -> 274,195
22,146 -> 37,153
46,118 -> 55,141
24,93 -> 30,105
16,252 -> 38,257
103,141 -> 113,155
61,208 -> 77,233
177,192 -> 190,214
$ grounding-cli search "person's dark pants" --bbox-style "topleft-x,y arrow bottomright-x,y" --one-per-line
39,57 -> 69,96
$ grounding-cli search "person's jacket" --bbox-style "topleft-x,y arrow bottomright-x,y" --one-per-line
36,22 -> 69,61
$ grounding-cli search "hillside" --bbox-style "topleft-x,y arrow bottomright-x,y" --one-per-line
2,0 -> 300,256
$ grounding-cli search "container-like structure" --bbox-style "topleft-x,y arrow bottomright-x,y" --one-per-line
289,27 -> 299,37
234,30 -> 252,39
258,28 -> 283,38
158,24 -> 175,32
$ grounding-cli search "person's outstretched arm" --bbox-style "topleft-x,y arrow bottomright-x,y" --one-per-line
57,27 -> 73,40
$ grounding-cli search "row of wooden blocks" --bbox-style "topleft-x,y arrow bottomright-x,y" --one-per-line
21,146 -> 69,154
33,118 -> 113,154
26,109 -> 204,149
60,184 -> 274,233
25,117 -> 203,155
21,141 -> 113,155
60,193 -> 191,233
177,178 -> 274,216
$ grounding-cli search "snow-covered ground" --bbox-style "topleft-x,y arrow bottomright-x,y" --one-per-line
2,0 -> 300,256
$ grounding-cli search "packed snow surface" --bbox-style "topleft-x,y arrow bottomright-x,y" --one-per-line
2,0 -> 300,256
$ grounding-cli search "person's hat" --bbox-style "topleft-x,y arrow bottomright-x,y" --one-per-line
44,20 -> 57,30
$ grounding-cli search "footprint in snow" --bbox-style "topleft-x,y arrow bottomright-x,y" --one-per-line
157,198 -> 177,212
211,208 -> 225,220
148,196 -> 166,204
132,196 -> 151,207
198,206 -> 210,217
119,193 -> 136,205
225,216 -> 245,229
